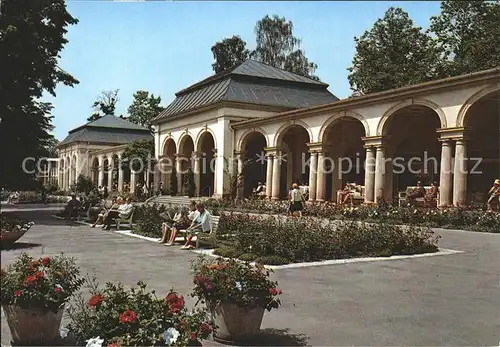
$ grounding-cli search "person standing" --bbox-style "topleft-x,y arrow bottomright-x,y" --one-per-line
487,179 -> 500,211
289,183 -> 305,217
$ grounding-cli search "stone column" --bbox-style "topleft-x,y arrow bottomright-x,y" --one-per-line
98,155 -> 105,188
130,172 -> 137,194
308,151 -> 318,201
439,139 -> 453,206
236,153 -> 244,199
265,154 -> 274,199
453,138 -> 468,207
118,155 -> 124,192
193,153 -> 201,197
175,154 -> 183,195
316,151 -> 326,202
212,149 -> 218,197
364,147 -> 376,203
271,152 -> 282,200
374,145 -> 386,200
107,160 -> 113,190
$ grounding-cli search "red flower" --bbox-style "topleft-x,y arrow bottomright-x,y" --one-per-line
88,294 -> 104,308
14,290 -> 21,297
119,310 -> 137,324
203,281 -> 214,291
190,332 -> 197,341
41,257 -> 51,266
176,320 -> 189,331
108,344 -> 120,347
23,272 -> 44,287
54,287 -> 62,294
278,289 -> 283,295
199,323 -> 212,334
165,292 -> 185,313
268,288 -> 278,296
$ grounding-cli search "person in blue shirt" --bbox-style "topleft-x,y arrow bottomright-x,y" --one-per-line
180,203 -> 212,250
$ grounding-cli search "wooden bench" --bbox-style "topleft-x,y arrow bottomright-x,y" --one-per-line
178,215 -> 219,249
113,206 -> 135,230
398,187 -> 439,207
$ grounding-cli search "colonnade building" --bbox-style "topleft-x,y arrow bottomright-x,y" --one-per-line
153,60 -> 499,206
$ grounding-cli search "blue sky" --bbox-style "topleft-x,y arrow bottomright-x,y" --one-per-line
46,1 -> 442,140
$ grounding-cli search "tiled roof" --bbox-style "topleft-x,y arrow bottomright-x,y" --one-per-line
153,60 -> 338,122
58,115 -> 152,147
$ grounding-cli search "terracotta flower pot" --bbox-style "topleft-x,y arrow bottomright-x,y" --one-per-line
212,302 -> 265,344
3,305 -> 64,345
0,231 -> 26,246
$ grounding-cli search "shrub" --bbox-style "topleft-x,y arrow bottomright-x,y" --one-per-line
0,253 -> 85,312
239,253 -> 258,262
170,166 -> 178,196
183,168 -> 196,198
16,191 -> 41,203
254,255 -> 289,266
213,246 -> 243,259
65,278 -> 214,346
132,203 -> 168,238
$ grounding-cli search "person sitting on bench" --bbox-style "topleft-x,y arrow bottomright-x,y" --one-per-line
180,203 -> 212,250
58,195 -> 81,219
424,181 -> 439,204
91,197 -> 119,228
160,207 -> 190,245
337,183 -> 353,204
102,197 -> 133,230
407,181 -> 426,204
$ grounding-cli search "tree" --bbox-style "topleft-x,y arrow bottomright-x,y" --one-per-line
45,138 -> 60,158
74,174 -> 95,194
0,0 -> 78,189
126,90 -> 164,132
429,0 -> 500,77
211,35 -> 250,73
251,15 -> 319,80
120,139 -> 155,173
169,166 -> 178,196
87,89 -> 119,122
347,7 -> 441,94
183,167 -> 196,198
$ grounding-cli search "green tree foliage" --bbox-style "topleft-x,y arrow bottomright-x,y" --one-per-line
169,166 -> 178,196
348,7 -> 441,94
74,174 -> 95,194
126,90 -> 164,132
211,15 -> 318,80
211,35 -> 250,73
87,89 -> 119,122
121,139 -> 155,173
429,0 -> 500,77
183,167 -> 196,198
0,0 -> 78,189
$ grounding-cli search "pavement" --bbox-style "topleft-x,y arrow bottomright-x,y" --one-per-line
1,207 -> 499,346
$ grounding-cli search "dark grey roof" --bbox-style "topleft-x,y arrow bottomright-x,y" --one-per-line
58,115 -> 152,147
153,60 -> 338,122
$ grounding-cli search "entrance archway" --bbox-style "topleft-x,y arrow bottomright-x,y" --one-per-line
162,139 -> 177,194
277,125 -> 311,198
323,117 -> 366,201
463,89 -> 499,201
91,157 -> 99,184
241,131 -> 267,197
383,105 -> 442,201
178,135 -> 194,195
197,132 -> 216,197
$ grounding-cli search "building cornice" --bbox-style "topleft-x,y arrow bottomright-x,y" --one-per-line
232,68 -> 500,129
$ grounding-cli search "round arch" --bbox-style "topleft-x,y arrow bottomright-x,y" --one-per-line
195,129 -> 218,152
318,111 -> 369,143
161,136 -> 176,155
274,120 -> 313,148
377,98 -> 447,136
178,132 -> 195,155
456,84 -> 500,127
237,127 -> 269,152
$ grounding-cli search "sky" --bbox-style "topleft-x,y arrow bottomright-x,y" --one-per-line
46,0 -> 442,141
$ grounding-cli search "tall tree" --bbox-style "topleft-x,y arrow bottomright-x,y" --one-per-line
211,35 -> 250,73
87,89 -> 119,122
429,0 -> 500,77
347,7 -> 441,94
120,139 -> 155,173
251,15 -> 319,80
0,0 -> 78,189
126,90 -> 164,132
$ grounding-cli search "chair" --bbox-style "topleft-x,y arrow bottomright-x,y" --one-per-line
114,207 -> 135,230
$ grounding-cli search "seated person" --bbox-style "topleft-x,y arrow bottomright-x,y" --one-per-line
91,197 -> 119,228
102,197 -> 133,230
255,182 -> 266,197
58,195 -> 81,219
407,181 -> 426,202
424,181 -> 439,203
187,201 -> 197,221
487,179 -> 500,211
337,183 -> 353,204
161,207 -> 191,245
180,203 -> 212,250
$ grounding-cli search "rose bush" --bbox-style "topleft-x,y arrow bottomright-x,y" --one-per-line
190,256 -> 281,312
0,252 -> 85,312
65,279 -> 214,347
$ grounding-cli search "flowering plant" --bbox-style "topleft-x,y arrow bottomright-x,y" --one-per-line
65,279 -> 214,347
190,256 -> 282,311
0,252 -> 85,312
0,214 -> 35,233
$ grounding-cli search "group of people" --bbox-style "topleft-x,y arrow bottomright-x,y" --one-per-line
158,201 -> 212,249
406,181 -> 439,205
90,196 -> 134,230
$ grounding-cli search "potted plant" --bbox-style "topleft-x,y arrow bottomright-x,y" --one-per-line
64,279 -> 214,347
0,214 -> 35,246
190,257 -> 282,344
0,252 -> 85,345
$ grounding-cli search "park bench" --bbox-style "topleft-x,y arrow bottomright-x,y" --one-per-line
113,206 -> 136,230
178,215 -> 219,249
398,186 -> 439,207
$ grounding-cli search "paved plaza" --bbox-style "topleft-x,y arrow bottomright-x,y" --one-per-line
1,207 -> 499,346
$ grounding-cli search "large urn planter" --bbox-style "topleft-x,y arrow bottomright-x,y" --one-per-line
212,303 -> 265,344
3,305 -> 64,346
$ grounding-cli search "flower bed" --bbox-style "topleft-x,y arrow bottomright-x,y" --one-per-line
132,204 -> 176,238
202,199 -> 499,233
65,278 -> 214,346
212,213 -> 440,265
